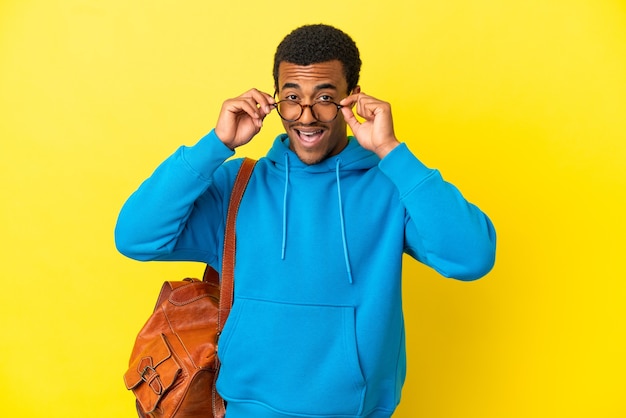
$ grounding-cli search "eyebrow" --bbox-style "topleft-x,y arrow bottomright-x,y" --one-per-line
280,82 -> 338,92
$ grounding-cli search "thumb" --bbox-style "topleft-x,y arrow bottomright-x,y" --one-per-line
341,106 -> 360,132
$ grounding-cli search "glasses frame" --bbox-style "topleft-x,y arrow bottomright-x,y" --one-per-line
272,92 -> 344,123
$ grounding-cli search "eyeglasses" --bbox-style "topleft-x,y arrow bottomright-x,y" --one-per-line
272,99 -> 343,123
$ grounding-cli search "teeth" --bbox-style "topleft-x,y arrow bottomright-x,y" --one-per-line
299,130 -> 322,136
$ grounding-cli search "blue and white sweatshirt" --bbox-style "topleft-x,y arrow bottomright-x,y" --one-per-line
115,129 -> 496,418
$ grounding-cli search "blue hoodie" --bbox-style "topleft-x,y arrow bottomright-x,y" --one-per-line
115,129 -> 496,418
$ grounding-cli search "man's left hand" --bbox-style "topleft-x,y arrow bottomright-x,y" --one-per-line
340,93 -> 400,159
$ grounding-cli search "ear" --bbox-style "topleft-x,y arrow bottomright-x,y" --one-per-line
351,85 -> 361,95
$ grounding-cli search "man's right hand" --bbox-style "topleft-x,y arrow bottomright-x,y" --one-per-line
215,89 -> 275,150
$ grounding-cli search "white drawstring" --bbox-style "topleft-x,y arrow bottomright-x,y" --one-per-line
279,154 -> 354,284
281,153 -> 289,260
335,158 -> 354,284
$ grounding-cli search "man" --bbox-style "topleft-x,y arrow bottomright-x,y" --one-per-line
116,24 -> 496,418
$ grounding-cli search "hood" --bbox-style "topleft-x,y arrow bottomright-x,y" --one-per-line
265,134 -> 380,284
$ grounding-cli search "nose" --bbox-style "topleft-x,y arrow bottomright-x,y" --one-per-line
299,104 -> 317,124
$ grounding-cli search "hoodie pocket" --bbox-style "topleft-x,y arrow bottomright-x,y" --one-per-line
217,298 -> 366,416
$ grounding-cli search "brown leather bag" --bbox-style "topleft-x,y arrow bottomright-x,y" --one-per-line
123,158 -> 257,418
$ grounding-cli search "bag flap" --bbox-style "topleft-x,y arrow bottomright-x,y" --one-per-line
168,279 -> 219,306
153,279 -> 200,310
124,334 -> 181,413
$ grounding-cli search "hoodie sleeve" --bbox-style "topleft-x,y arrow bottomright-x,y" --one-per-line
114,130 -> 235,264
378,143 -> 496,281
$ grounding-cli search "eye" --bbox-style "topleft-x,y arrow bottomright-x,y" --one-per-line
317,95 -> 333,102
284,94 -> 299,101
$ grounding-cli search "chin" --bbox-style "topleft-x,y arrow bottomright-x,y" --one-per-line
294,150 -> 329,165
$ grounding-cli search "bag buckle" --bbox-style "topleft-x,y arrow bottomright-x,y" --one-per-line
138,359 -> 163,395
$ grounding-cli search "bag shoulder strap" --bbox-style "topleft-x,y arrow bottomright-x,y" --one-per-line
211,157 -> 256,418
216,157 -> 256,332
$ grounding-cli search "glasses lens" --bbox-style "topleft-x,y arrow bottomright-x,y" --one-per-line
276,101 -> 340,123
312,102 -> 339,123
276,101 -> 302,122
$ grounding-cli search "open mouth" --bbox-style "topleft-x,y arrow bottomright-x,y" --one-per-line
294,128 -> 325,145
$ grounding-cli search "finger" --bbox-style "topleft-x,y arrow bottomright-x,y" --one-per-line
244,89 -> 276,115
226,96 -> 266,122
341,93 -> 375,121
339,93 -> 361,109
244,88 -> 274,103
240,98 -> 265,119
247,90 -> 275,115
340,105 -> 361,132
356,96 -> 388,121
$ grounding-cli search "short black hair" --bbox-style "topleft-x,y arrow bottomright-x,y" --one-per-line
273,24 -> 362,94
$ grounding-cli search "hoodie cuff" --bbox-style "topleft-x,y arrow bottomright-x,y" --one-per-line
180,129 -> 236,179
378,143 -> 436,197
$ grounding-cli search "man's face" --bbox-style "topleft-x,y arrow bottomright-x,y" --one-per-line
276,60 -> 356,165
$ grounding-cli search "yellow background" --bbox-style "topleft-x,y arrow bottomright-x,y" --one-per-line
1,1 -> 625,417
